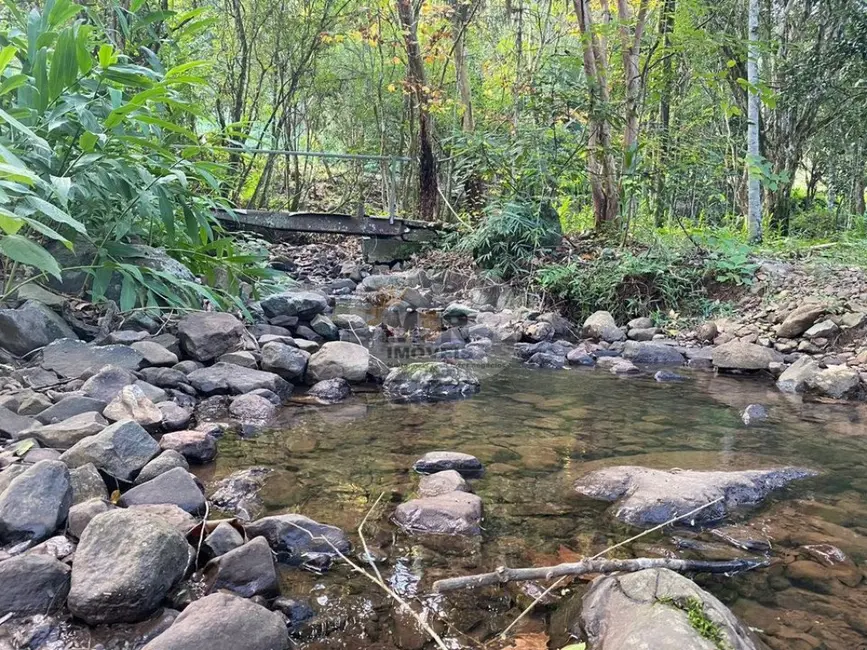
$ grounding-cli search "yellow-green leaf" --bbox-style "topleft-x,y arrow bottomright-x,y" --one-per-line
0,207 -> 23,235
0,234 -> 62,280
0,45 -> 17,75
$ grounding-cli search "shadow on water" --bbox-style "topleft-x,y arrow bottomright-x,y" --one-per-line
200,361 -> 867,649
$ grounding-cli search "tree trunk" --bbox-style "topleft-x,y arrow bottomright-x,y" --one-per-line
746,0 -> 762,243
452,0 -> 474,132
653,0 -> 675,227
397,0 -> 438,221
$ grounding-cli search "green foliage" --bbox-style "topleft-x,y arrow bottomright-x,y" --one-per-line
658,597 -> 729,650
0,0 -> 268,310
455,201 -> 561,280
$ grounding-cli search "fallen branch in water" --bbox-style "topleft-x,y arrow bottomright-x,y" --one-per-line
432,556 -> 768,593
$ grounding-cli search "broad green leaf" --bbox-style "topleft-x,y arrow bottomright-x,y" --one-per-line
79,131 -> 98,151
47,0 -> 81,27
90,266 -> 114,302
25,195 -> 86,234
134,114 -> 197,141
49,27 -> 78,101
165,60 -> 209,78
119,272 -> 137,311
0,162 -> 38,185
0,107 -> 50,151
97,43 -> 116,68
0,74 -> 29,97
0,207 -> 23,235
0,234 -> 62,279
75,25 -> 93,75
0,45 -> 17,75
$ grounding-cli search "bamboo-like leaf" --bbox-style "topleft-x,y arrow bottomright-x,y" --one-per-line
25,195 -> 86,234
0,74 -> 29,97
0,45 -> 17,75
119,272 -> 137,311
0,207 -> 23,235
0,234 -> 62,279
0,107 -> 50,151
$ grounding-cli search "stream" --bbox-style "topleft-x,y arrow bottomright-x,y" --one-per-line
194,357 -> 867,650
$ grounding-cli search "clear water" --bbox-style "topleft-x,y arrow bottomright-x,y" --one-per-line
198,361 -> 867,650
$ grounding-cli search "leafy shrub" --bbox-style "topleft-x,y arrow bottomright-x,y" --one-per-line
0,0 -> 269,310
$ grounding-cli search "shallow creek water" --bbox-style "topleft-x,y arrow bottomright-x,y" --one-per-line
195,361 -> 867,650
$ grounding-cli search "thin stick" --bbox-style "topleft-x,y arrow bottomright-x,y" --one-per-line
358,492 -> 386,585
494,496 -> 726,639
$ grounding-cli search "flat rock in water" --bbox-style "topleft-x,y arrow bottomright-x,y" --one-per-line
384,362 -> 480,403
158,430 -> 217,464
307,342 -> 370,383
712,341 -> 783,371
0,301 -> 78,356
68,509 -> 190,625
119,467 -> 205,514
41,339 -> 144,379
141,592 -> 288,650
204,536 -> 279,598
0,553 -> 71,616
622,341 -> 685,365
742,404 -> 769,425
413,451 -> 484,478
36,395 -> 107,425
0,460 -> 72,544
573,465 -> 817,527
418,470 -> 471,498
578,568 -> 761,650
60,419 -> 160,481
176,312 -> 244,362
394,492 -> 483,536
187,363 -> 292,398
246,513 -> 350,564
29,411 -> 108,449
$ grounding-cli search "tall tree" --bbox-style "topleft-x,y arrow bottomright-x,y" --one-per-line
746,0 -> 762,242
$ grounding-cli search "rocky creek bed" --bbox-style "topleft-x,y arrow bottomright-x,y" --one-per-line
1,255 -> 867,649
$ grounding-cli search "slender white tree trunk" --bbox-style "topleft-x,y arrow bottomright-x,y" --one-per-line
747,0 -> 762,242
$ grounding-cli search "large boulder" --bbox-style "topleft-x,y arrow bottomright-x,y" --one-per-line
119,467 -> 205,514
260,342 -> 310,382
68,509 -> 190,624
59,419 -> 160,481
583,311 -> 624,342
806,364 -> 861,399
307,342 -> 370,383
36,395 -> 107,424
0,406 -> 39,438
573,465 -> 816,527
394,492 -> 483,536
384,362 -> 480,403
622,341 -> 685,365
177,312 -> 244,362
260,290 -> 328,320
0,554 -> 71,616
776,303 -> 826,339
204,536 -> 279,598
776,355 -> 820,394
246,514 -> 350,564
712,341 -> 783,371
0,460 -> 72,544
41,339 -> 144,379
141,592 -> 288,650
187,363 -> 292,398
0,301 -> 77,356
579,568 -> 762,650
29,411 -> 108,449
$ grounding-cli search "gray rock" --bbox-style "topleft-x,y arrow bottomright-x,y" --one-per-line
59,420 -> 160,481
712,341 -> 783,371
81,365 -> 137,402
742,404 -> 769,425
384,362 -> 480,403
0,464 -> 25,494
30,411 -> 108,449
526,351 -> 565,368
0,301 -> 78,356
623,341 -> 685,365
69,463 -> 107,504
172,360 -> 203,374
17,391 -> 52,416
310,314 -> 338,341
627,317 -> 654,330
67,498 -> 115,538
260,342 -> 309,382
261,290 -> 328,320
246,513 -> 350,564
413,451 -> 483,478
119,467 -> 205,514
0,406 -> 38,438
0,460 -> 72,544
204,537 -> 278,598
136,450 -> 189,484
103,384 -> 163,428
841,312 -> 867,329
394,492 -> 483,536
804,319 -> 839,340
157,401 -> 192,431
140,592 -> 288,650
177,312 -> 244,362
13,366 -> 60,389
574,465 -> 817,527
359,274 -> 406,292
229,394 -> 277,424
806,364 -> 861,399
209,467 -> 272,521
219,350 -> 259,368
42,339 -> 144,379
654,370 -> 685,382
131,341 -> 178,366
22,447 -> 61,463
579,568 -> 761,650
105,330 -> 150,345
583,311 -> 618,339
159,430 -> 217,464
777,303 -> 826,339
36,395 -> 107,424
418,470 -> 470,498
776,356 -> 820,393
129,503 -> 196,533
696,321 -> 719,342
204,521 -> 244,557
0,553 -> 71,615
68,509 -> 190,624
187,363 -> 292,398
307,341 -> 370,383
307,378 -> 351,403
333,313 -> 368,331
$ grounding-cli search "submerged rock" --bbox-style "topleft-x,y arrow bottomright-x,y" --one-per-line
246,513 -> 350,564
413,451 -> 484,478
394,492 -> 483,536
741,404 -> 769,425
209,467 -> 273,520
573,465 -> 816,527
68,509 -> 190,625
578,568 -> 762,650
384,362 -> 480,403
